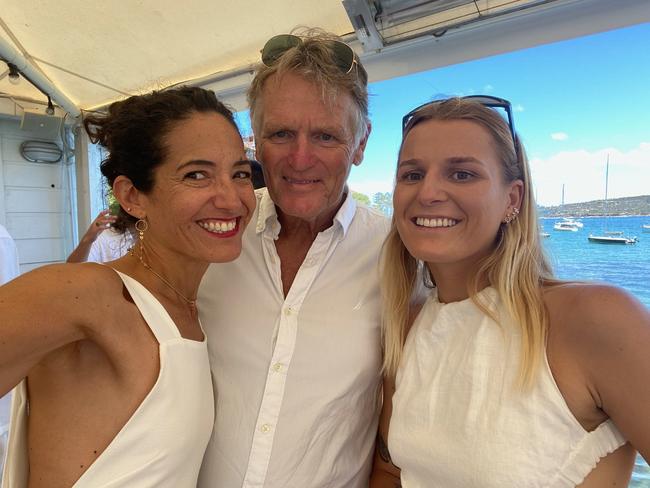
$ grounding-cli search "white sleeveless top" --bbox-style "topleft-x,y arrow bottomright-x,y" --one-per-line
389,287 -> 626,488
2,270 -> 214,488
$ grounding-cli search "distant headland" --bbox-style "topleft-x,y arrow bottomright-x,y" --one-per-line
538,195 -> 650,217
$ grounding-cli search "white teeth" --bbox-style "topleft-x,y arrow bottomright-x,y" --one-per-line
198,220 -> 237,233
286,177 -> 317,184
415,217 -> 458,228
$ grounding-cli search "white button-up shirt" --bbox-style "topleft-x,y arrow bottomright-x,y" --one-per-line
198,188 -> 389,488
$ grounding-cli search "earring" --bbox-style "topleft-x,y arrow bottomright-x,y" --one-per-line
503,207 -> 520,224
131,218 -> 148,257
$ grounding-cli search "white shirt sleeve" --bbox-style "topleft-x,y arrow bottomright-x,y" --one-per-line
87,229 -> 134,263
0,225 -> 20,285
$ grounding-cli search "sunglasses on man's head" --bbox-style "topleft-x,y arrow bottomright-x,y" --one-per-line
402,95 -> 518,150
260,34 -> 357,74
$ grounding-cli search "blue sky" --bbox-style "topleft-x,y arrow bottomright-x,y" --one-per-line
351,22 -> 650,206
238,23 -> 650,206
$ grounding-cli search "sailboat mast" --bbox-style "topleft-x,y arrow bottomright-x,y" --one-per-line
604,155 -> 609,202
604,155 -> 610,230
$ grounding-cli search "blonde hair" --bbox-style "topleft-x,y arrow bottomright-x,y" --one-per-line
247,28 -> 369,146
381,98 -> 556,387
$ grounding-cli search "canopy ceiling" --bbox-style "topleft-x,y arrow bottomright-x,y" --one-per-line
0,0 -> 648,116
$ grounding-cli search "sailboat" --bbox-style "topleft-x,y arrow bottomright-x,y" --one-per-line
553,184 -> 583,231
588,155 -> 638,245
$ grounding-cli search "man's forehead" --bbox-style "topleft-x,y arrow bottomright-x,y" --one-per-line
262,110 -> 344,128
262,72 -> 351,108
257,72 -> 357,135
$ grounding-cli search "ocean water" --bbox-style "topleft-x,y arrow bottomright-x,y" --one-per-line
542,216 -> 650,305
541,215 -> 650,486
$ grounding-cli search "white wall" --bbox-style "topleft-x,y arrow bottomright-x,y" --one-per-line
0,116 -> 75,273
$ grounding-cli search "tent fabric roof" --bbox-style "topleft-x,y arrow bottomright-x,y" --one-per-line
1,0 -> 648,116
0,0 -> 354,111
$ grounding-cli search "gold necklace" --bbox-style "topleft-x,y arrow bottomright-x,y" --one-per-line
137,252 -> 197,315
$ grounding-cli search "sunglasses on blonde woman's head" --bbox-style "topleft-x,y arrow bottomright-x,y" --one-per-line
260,34 -> 357,74
402,95 -> 519,151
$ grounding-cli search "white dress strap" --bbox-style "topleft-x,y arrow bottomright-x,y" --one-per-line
551,419 -> 627,486
113,270 -> 181,343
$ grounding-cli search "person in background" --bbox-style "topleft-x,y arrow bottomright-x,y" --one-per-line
370,96 -> 650,487
0,224 -> 20,481
0,224 -> 19,284
1,86 -> 256,488
67,210 -> 134,263
250,159 -> 266,189
198,29 -> 389,488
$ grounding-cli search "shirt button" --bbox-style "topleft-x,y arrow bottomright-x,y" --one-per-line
284,307 -> 292,316
272,362 -> 283,372
260,424 -> 271,433
304,257 -> 316,267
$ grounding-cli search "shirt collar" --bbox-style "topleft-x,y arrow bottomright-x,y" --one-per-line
255,187 -> 357,239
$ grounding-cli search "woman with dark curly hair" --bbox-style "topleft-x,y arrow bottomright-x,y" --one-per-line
1,86 -> 256,487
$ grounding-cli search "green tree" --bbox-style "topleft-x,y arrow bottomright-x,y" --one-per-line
351,191 -> 371,206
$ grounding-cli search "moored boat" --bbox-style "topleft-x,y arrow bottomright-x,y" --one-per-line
588,234 -> 637,244
588,156 -> 638,245
554,221 -> 579,232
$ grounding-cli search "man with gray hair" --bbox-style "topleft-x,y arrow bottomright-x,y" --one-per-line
198,30 -> 388,487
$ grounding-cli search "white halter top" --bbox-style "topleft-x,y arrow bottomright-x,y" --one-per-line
389,287 -> 626,488
2,270 -> 214,487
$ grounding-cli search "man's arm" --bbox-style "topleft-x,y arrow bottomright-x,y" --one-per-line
67,210 -> 116,263
369,375 -> 401,487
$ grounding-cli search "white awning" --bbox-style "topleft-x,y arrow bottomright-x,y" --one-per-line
0,0 -> 648,115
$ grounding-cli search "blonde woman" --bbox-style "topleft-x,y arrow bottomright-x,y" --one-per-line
370,96 -> 650,487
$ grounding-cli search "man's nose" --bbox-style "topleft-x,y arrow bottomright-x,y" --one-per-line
287,134 -> 315,170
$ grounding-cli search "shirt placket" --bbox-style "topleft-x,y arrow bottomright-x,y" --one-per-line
241,228 -> 337,488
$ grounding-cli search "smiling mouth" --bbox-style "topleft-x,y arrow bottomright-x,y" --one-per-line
284,176 -> 320,185
197,218 -> 238,234
414,217 -> 459,228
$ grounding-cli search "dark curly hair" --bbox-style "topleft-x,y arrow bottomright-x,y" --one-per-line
83,86 -> 241,231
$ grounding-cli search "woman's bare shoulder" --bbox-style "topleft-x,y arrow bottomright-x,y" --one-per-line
21,261 -> 121,289
544,281 -> 647,327
6,262 -> 127,316
544,281 -> 650,369
543,284 -> 650,457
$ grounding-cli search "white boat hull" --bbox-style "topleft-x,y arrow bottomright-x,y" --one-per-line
588,235 -> 638,244
554,223 -> 578,232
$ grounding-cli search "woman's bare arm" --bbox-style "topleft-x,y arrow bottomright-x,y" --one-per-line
369,299 -> 426,487
552,284 -> 650,461
369,375 -> 401,488
0,264 -> 102,395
